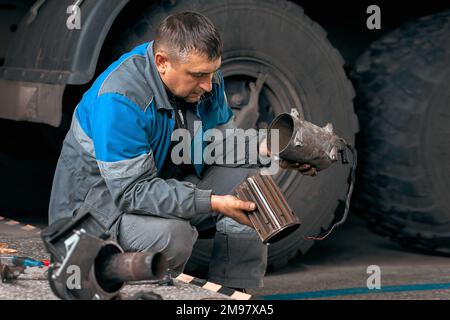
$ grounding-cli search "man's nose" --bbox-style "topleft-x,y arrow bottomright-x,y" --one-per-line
199,75 -> 213,92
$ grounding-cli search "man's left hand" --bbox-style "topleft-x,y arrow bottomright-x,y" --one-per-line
279,161 -> 317,176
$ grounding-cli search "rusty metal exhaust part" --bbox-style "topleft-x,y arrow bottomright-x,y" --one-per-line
267,111 -> 358,241
235,174 -> 300,244
42,217 -> 169,300
268,112 -> 346,171
96,251 -> 168,287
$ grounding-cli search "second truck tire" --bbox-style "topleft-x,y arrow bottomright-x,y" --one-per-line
352,10 -> 450,253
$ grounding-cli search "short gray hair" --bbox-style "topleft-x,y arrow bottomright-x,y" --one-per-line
153,11 -> 222,62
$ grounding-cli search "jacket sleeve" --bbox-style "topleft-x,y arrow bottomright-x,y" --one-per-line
91,93 -> 212,220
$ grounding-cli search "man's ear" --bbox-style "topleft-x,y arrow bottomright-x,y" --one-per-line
154,52 -> 169,74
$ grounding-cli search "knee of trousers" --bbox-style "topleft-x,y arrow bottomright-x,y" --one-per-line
119,215 -> 198,272
216,216 -> 259,238
162,221 -> 199,270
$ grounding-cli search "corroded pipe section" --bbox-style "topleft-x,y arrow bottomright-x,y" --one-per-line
98,251 -> 168,284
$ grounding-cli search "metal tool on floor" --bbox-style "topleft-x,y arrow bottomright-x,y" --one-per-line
0,263 -> 24,282
0,254 -> 49,282
0,255 -> 48,268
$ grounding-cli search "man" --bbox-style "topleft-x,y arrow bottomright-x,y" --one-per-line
49,11 -> 314,289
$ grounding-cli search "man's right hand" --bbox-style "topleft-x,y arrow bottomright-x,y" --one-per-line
211,195 -> 255,228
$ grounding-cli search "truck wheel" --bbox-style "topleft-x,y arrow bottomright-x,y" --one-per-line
352,11 -> 450,253
114,0 -> 357,272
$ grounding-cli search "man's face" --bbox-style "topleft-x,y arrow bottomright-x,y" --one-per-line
155,50 -> 221,103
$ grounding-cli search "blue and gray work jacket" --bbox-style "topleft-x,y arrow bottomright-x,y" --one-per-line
48,41 -> 256,232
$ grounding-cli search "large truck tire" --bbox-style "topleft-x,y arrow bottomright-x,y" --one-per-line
352,11 -> 450,253
113,0 -> 357,272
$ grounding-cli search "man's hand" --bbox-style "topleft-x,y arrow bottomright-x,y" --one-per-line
211,195 -> 255,228
279,161 -> 317,176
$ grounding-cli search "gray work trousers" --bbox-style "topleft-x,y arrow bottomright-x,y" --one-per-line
117,166 -> 268,288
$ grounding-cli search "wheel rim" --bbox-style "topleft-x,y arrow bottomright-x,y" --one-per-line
221,52 -> 307,195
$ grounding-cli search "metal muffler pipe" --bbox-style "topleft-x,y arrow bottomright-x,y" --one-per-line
235,174 -> 300,244
96,251 -> 168,286
265,111 -> 357,241
267,112 -> 346,171
42,221 -> 169,300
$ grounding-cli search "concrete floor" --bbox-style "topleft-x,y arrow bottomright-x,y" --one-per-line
248,214 -> 450,300
1,213 -> 450,300
0,216 -> 233,300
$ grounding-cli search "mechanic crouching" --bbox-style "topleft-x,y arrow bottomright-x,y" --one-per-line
48,11 -> 315,290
